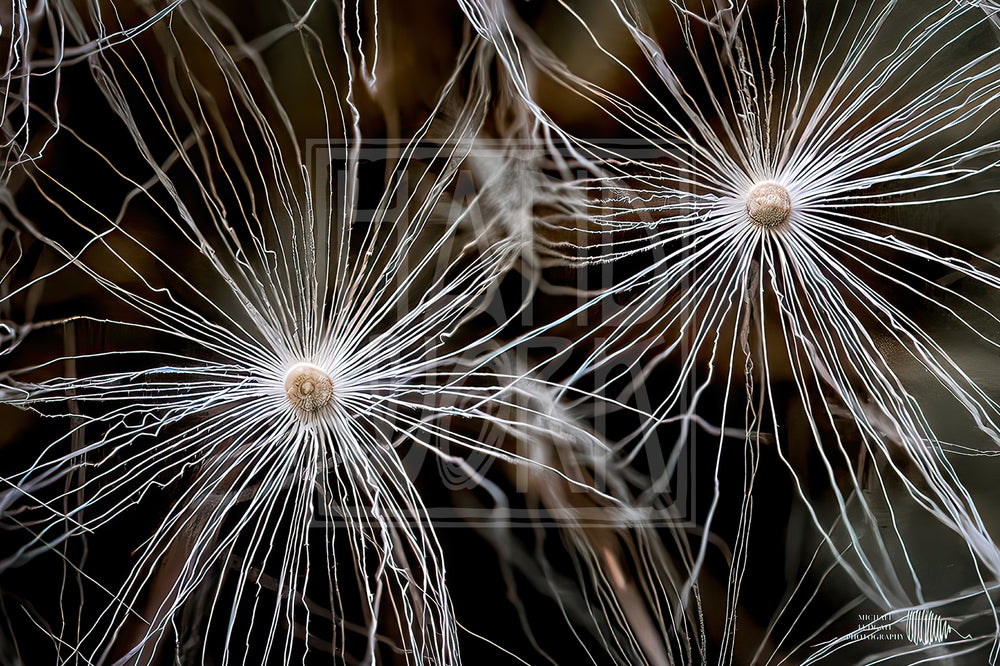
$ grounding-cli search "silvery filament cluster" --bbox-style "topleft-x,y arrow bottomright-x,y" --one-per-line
2,1 -> 1000,664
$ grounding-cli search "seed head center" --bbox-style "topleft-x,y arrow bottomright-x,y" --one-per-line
746,181 -> 791,228
285,362 -> 333,413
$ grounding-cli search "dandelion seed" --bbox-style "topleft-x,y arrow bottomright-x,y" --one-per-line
284,361 -> 334,413
745,181 -> 791,228
0,3 -> 529,663
459,0 -> 1000,662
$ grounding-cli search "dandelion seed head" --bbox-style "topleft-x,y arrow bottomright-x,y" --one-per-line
284,362 -> 334,413
459,0 -> 1000,659
745,181 -> 792,228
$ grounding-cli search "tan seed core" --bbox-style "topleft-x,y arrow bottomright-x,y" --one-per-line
285,362 -> 333,412
746,181 -> 792,228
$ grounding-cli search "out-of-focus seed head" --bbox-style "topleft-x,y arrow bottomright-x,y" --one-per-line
746,181 -> 792,228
